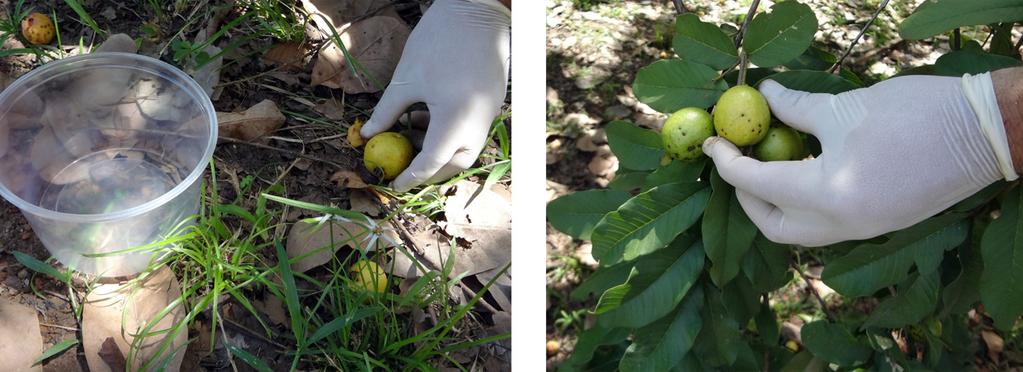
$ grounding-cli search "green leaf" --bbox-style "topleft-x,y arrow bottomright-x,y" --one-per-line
990,23 -> 1018,58
864,270 -> 941,328
606,120 -> 665,171
801,320 -> 872,367
744,1 -> 819,68
742,234 -> 792,293
644,158 -> 705,190
780,351 -> 826,372
592,182 -> 711,265
560,325 -> 631,371
721,274 -> 759,327
619,287 -> 704,371
821,213 -> 968,297
941,230 -> 983,315
724,67 -> 777,87
33,339 -> 78,366
593,267 -> 637,315
933,48 -> 1022,76
547,189 -> 631,240
598,240 -> 705,329
13,252 -> 70,282
755,301 -> 779,345
608,169 -> 649,193
758,70 -> 860,94
703,170 -> 758,287
633,59 -> 728,113
899,0 -> 1023,40
571,261 -> 635,301
673,13 -> 738,70
782,46 -> 837,71
980,186 -> 1023,330
227,345 -> 273,372
693,286 -> 743,367
306,307 -> 378,345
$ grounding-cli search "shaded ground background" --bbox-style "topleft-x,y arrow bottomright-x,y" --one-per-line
542,0 -> 1020,367
0,0 -> 512,370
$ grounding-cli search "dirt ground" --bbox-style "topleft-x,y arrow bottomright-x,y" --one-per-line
0,0 -> 511,370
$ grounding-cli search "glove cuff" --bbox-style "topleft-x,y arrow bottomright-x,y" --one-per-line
963,72 -> 1018,181
466,0 -> 512,19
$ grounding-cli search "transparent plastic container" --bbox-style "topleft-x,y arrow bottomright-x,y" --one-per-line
0,53 -> 217,277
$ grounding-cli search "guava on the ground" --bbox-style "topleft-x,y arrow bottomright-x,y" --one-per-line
661,107 -> 714,161
350,260 -> 388,293
754,126 -> 805,161
21,13 -> 54,45
363,132 -> 413,180
712,85 -> 771,146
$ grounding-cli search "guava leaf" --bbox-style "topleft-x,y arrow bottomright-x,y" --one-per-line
571,260 -> 635,301
743,1 -> 818,68
633,59 -> 727,113
754,301 -> 779,345
673,13 -> 738,70
742,234 -> 792,293
933,48 -> 1022,76
821,213 -> 968,298
592,182 -> 711,266
758,70 -> 859,94
723,67 -> 776,87
619,287 -> 704,372
608,169 -> 649,193
899,0 -> 1023,40
559,324 -> 631,371
692,286 -> 743,367
941,233 -> 983,316
597,239 -> 705,329
801,321 -> 872,367
644,158 -> 705,191
782,46 -> 836,71
721,274 -> 759,327
606,120 -> 664,171
864,270 -> 941,328
980,186 -> 1023,331
547,189 -> 631,240
703,170 -> 758,287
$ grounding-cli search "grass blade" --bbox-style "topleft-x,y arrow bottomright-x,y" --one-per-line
227,344 -> 273,372
13,251 -> 69,282
306,307 -> 379,345
33,339 -> 78,366
62,0 -> 104,35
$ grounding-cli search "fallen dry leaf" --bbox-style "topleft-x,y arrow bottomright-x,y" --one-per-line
254,296 -> 289,326
98,337 -> 127,371
982,329 -> 1004,362
331,169 -> 367,189
286,218 -> 399,273
349,189 -> 382,217
262,42 -> 307,71
305,0 -> 409,94
217,99 -> 286,141
315,97 -> 345,120
83,266 -> 187,372
0,298 -> 43,372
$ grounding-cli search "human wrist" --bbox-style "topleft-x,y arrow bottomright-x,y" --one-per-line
993,67 -> 1023,176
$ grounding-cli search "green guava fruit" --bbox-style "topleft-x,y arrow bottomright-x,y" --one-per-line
754,126 -> 805,161
661,107 -> 714,160
712,85 -> 771,146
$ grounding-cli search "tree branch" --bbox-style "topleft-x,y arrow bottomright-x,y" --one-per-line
672,0 -> 687,14
734,0 -> 761,47
829,0 -> 890,74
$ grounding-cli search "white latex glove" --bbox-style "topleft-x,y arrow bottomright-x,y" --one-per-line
702,74 -> 1016,247
360,0 -> 510,192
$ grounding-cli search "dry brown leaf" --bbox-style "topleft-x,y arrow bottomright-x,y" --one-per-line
217,99 -> 286,141
0,298 -> 43,372
588,148 -> 618,179
349,189 -> 383,216
262,42 -> 307,71
286,218 -> 399,273
98,337 -> 127,371
331,169 -> 367,189
83,266 -> 187,372
983,329 -> 1004,362
315,97 -> 345,120
254,296 -> 289,326
305,0 -> 409,94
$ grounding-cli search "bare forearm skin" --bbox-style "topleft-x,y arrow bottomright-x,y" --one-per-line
993,67 -> 1023,175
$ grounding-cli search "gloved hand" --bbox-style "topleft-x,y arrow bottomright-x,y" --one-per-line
702,74 -> 1015,247
360,0 -> 510,192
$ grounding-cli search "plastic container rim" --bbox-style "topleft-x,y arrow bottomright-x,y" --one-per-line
0,52 -> 217,223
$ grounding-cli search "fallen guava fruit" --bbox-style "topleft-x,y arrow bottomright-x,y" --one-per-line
363,132 -> 413,180
712,85 -> 771,146
21,12 -> 54,45
350,259 -> 388,293
661,107 -> 714,161
754,126 -> 805,161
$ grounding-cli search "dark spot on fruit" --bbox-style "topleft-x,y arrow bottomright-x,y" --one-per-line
686,145 -> 695,151
681,132 -> 686,136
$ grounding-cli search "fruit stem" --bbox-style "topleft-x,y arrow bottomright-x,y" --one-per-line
737,50 -> 749,86
734,0 -> 761,47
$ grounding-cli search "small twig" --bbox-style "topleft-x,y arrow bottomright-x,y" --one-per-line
1014,33 -> 1023,51
672,0 -> 687,14
217,136 -> 346,168
792,262 -> 834,321
713,60 -> 742,81
953,28 -> 962,50
39,322 -> 79,331
828,0 -> 890,74
734,0 -> 761,47
737,51 -> 749,85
